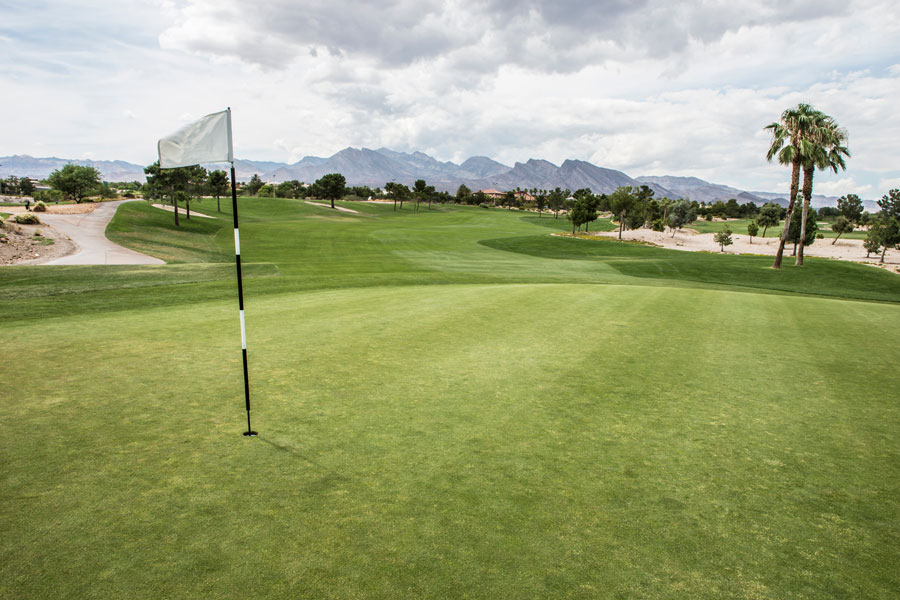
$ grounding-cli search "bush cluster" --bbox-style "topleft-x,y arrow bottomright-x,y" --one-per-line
32,201 -> 48,212
14,212 -> 41,225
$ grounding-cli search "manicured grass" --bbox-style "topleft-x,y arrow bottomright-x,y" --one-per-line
689,218 -> 769,236
689,217 -> 869,240
2,197 -> 899,598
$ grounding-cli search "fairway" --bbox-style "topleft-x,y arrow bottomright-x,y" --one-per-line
3,199 -> 899,599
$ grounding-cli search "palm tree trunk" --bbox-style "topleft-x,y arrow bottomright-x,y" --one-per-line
773,153 -> 801,268
796,164 -> 814,265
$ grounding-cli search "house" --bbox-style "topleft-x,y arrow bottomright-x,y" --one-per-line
515,191 -> 535,202
478,188 -> 504,200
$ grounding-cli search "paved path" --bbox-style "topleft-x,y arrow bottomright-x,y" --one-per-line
39,200 -> 165,265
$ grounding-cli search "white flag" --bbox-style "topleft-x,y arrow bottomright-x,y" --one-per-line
158,109 -> 233,169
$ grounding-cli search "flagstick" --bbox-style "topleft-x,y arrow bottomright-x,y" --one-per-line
231,164 -> 257,437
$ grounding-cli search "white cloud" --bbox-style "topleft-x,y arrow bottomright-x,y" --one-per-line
878,178 -> 900,193
813,178 -> 873,197
1,0 -> 899,201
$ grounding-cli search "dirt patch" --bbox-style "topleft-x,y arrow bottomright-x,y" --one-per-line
1,203 -> 97,215
0,220 -> 77,265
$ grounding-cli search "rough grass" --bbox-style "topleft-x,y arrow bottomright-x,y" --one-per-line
2,197 -> 899,599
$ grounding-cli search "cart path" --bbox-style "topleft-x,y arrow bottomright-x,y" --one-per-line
39,200 -> 165,265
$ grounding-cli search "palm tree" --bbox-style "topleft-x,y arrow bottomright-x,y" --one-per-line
765,104 -> 827,269
796,121 -> 849,265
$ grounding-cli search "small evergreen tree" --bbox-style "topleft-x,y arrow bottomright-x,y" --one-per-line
714,225 -> 733,252
747,220 -> 759,243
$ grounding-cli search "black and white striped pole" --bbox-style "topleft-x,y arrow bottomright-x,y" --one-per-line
231,162 -> 257,437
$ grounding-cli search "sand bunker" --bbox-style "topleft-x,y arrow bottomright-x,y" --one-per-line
587,227 -> 898,272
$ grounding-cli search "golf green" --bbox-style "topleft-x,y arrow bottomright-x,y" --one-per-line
2,199 -> 898,599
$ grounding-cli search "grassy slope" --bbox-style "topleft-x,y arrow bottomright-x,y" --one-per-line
2,198 -> 899,599
688,217 -> 869,240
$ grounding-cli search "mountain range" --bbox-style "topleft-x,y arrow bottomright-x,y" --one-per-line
2,149 -> 867,209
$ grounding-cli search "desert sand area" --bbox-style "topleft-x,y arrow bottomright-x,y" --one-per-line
588,227 -> 899,273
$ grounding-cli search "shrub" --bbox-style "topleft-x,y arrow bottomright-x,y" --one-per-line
650,218 -> 666,232
816,233 -> 824,239
32,201 -> 48,212
14,212 -> 41,225
479,202 -> 492,209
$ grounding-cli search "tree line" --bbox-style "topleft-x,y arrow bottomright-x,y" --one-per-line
27,158 -> 900,262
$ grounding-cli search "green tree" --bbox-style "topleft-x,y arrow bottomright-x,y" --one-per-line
837,193 -> 864,223
183,165 -> 207,219
863,234 -> 881,258
315,173 -> 346,209
455,184 -> 471,204
765,103 -> 829,268
747,220 -> 759,243
667,199 -> 696,237
535,190 -> 547,217
797,115 -> 849,265
725,198 -> 741,218
502,190 -> 517,211
413,179 -> 428,211
245,174 -> 264,196
607,186 -> 636,240
830,216 -> 854,244
96,182 -> 116,199
547,187 -> 568,219
868,216 -> 900,263
384,181 -> 409,211
275,181 -> 294,199
756,203 -> 781,237
1,176 -> 20,195
19,177 -> 35,196
48,164 -> 102,203
877,188 -> 900,219
714,225 -> 733,252
144,161 -> 190,226
208,170 -> 229,212
567,195 -> 597,234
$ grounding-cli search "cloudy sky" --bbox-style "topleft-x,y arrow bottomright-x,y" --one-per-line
2,0 -> 899,196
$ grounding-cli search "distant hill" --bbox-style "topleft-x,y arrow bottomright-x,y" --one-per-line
0,155 -> 147,182
637,175 -> 768,205
255,149 -> 676,197
2,151 -> 879,210
636,174 -> 883,211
